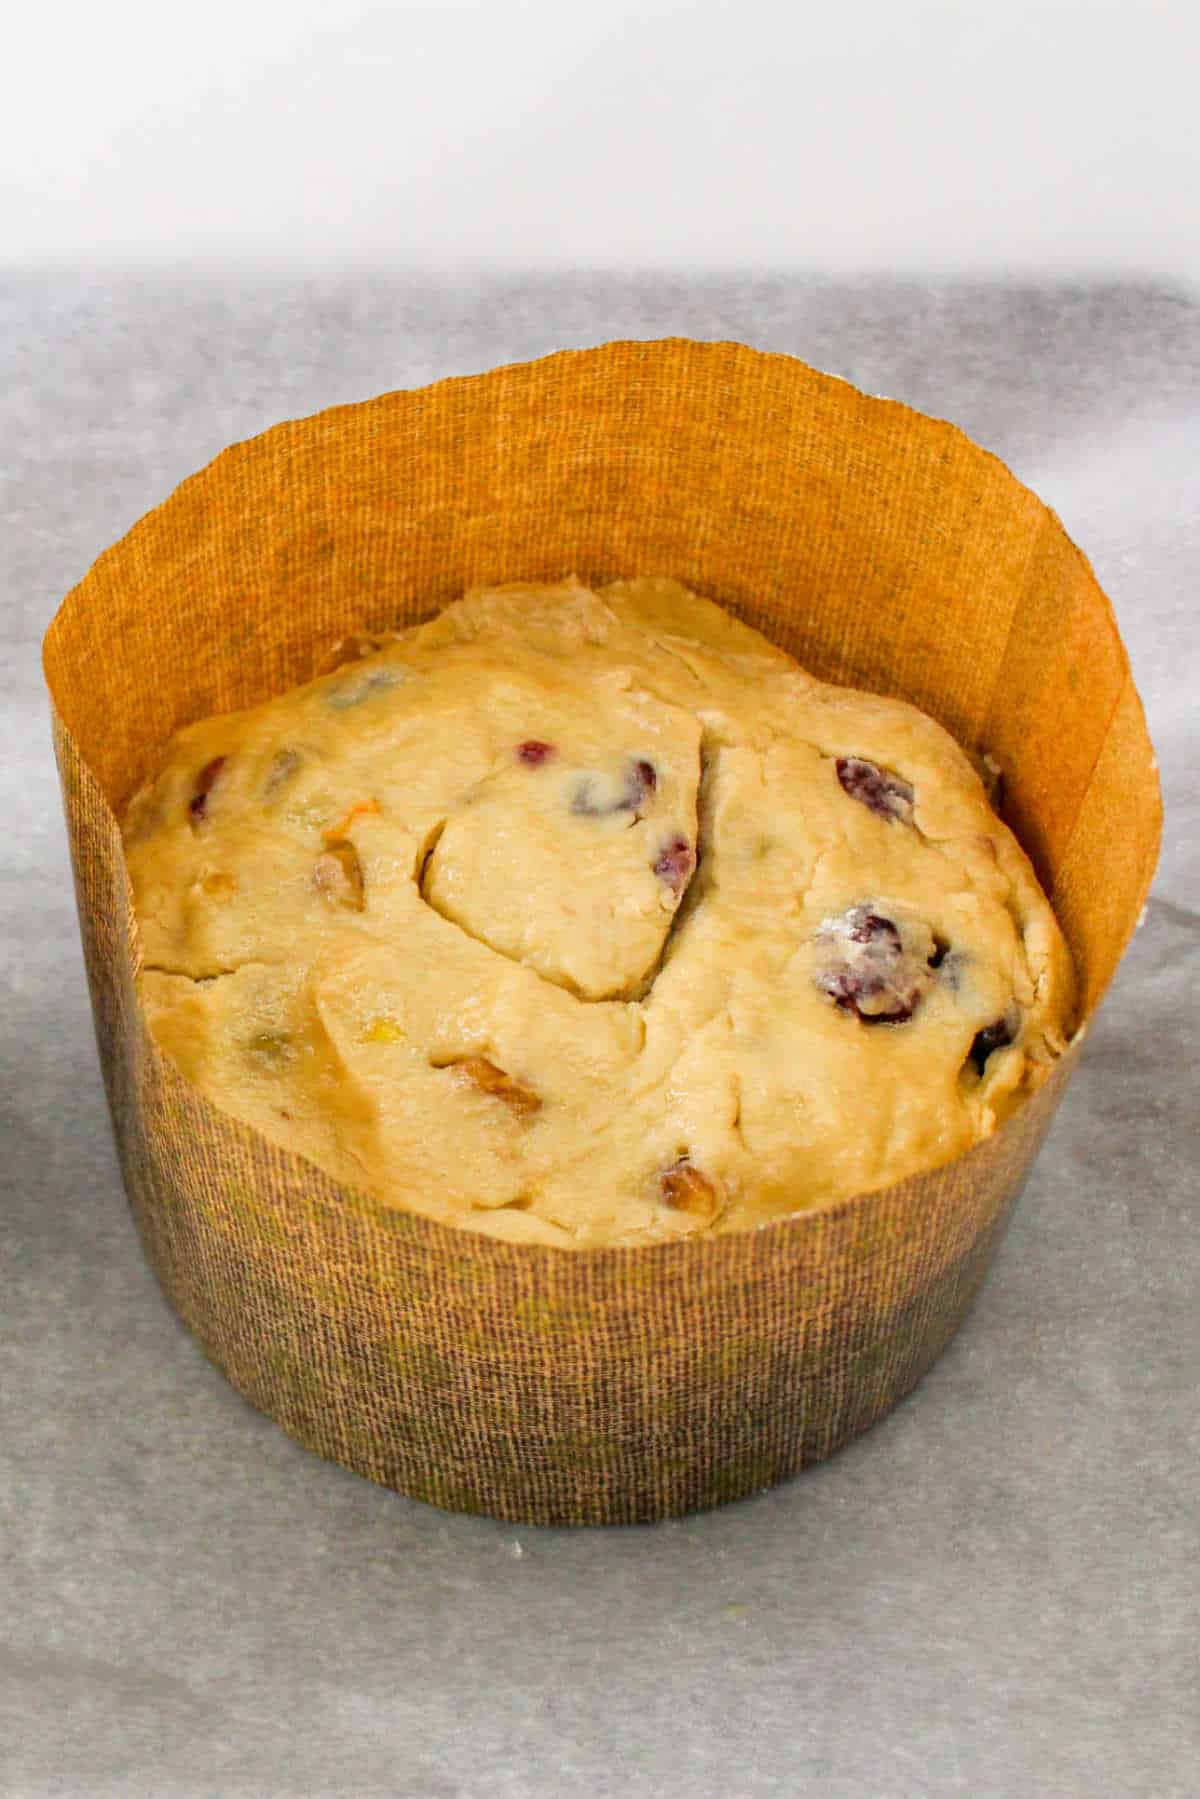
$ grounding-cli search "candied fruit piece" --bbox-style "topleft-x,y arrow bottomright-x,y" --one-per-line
362,1016 -> 405,1044
325,798 -> 380,841
200,871 -> 237,898
314,839 -> 365,911
836,757 -> 914,823
660,1158 -> 719,1221
445,1056 -> 542,1118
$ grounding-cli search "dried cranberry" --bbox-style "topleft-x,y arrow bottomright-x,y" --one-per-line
846,911 -> 900,948
815,904 -> 931,1024
969,1017 -> 1015,1074
653,836 -> 695,893
615,758 -> 658,817
818,967 -> 916,1026
188,756 -> 227,823
517,740 -> 556,766
571,757 -> 659,816
836,757 -> 914,823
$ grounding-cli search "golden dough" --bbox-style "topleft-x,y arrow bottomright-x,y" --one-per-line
123,578 -> 1075,1248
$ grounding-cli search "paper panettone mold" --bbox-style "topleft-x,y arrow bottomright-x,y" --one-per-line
43,339 -> 1160,1525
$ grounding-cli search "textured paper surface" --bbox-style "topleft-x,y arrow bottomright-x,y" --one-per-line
42,338 -> 1160,1525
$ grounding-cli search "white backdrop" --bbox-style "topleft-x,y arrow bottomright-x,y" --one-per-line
4,0 -> 1198,275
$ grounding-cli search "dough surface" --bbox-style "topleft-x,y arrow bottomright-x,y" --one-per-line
123,578 -> 1075,1248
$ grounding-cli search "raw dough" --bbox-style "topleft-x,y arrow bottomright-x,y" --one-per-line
123,578 -> 1075,1247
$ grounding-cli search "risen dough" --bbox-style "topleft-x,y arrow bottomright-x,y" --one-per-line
123,578 -> 1075,1247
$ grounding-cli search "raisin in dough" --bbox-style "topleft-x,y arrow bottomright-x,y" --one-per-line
124,577 -> 1075,1248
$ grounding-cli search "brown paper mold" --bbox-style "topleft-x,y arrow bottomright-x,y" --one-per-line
43,339 -> 1160,1526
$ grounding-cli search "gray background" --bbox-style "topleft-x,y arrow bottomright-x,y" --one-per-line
2,273 -> 1197,1798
